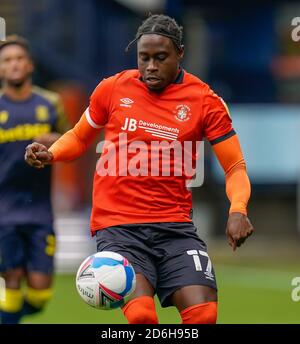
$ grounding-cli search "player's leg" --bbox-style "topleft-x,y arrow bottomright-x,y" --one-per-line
0,226 -> 25,324
23,272 -> 53,316
121,273 -> 158,324
171,285 -> 218,324
22,224 -> 55,318
96,225 -> 158,324
154,222 -> 218,324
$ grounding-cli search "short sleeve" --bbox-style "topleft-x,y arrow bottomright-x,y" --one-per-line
202,86 -> 235,145
86,75 -> 116,128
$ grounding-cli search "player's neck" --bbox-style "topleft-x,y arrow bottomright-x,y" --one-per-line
2,79 -> 32,101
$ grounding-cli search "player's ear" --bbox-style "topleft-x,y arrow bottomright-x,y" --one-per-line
178,45 -> 184,60
27,57 -> 34,74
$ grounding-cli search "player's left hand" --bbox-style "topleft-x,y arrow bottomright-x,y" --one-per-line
226,212 -> 254,251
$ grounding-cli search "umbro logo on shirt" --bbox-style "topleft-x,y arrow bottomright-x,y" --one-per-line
120,98 -> 134,108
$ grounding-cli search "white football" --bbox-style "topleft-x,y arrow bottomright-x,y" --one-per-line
76,251 -> 136,310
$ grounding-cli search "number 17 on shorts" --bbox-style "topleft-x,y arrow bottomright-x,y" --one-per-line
187,250 -> 215,281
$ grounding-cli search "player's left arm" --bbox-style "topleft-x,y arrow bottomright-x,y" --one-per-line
202,86 -> 254,250
212,135 -> 254,251
34,96 -> 70,148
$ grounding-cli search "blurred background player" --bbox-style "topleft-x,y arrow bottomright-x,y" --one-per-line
25,15 -> 254,324
0,35 -> 69,324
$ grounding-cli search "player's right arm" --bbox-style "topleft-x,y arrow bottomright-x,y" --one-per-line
25,112 -> 101,168
25,76 -> 115,168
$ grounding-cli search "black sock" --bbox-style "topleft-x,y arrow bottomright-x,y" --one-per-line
21,300 -> 42,316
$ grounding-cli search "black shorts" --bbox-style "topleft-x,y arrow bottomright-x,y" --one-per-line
0,224 -> 55,274
96,222 -> 217,307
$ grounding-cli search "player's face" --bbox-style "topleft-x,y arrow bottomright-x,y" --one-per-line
0,44 -> 33,86
137,34 -> 184,92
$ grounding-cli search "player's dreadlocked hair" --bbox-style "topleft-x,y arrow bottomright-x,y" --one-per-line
126,14 -> 183,52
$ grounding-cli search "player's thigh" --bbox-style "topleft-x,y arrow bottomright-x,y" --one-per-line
129,273 -> 155,299
25,224 -> 55,275
156,227 -> 217,308
96,227 -> 156,297
0,225 -> 25,277
171,285 -> 217,312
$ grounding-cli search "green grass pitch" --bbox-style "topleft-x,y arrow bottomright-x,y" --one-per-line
21,263 -> 300,324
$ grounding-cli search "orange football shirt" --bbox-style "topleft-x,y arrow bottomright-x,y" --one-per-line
87,69 -> 234,234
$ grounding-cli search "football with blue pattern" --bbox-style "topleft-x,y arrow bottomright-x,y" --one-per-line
76,251 -> 136,310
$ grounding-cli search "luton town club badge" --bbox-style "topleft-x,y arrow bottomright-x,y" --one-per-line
174,104 -> 191,122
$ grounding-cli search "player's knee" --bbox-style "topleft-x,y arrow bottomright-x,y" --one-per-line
122,296 -> 158,324
25,287 -> 53,310
180,301 -> 218,324
2,269 -> 24,289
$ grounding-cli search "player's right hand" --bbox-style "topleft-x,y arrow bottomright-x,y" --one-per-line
25,142 -> 53,169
